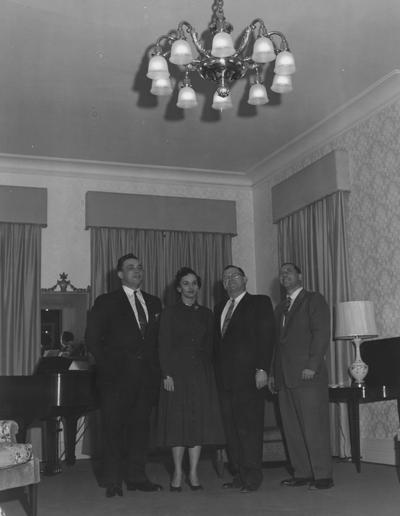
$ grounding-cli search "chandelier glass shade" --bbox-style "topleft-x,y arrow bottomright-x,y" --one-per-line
146,0 -> 295,111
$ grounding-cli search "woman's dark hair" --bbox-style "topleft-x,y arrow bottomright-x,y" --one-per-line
174,267 -> 202,289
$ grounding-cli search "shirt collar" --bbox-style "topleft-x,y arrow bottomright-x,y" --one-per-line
123,285 -> 141,297
288,287 -> 303,302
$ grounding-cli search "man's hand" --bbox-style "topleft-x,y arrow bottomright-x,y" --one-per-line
163,376 -> 174,391
255,369 -> 268,390
301,368 -> 316,380
268,375 -> 276,394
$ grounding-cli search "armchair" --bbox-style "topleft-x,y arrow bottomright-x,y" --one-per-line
0,420 -> 40,516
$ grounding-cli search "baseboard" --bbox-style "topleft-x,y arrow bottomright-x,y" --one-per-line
360,437 -> 397,466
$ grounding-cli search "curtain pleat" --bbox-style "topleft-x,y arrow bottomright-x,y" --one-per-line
277,191 -> 352,457
0,223 -> 41,375
90,227 -> 232,309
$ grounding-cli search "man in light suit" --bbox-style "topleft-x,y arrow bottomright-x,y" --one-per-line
86,253 -> 162,497
270,262 -> 333,490
214,265 -> 275,493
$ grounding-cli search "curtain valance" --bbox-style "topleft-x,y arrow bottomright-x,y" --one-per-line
85,191 -> 237,235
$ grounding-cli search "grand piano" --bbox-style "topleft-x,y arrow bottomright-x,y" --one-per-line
0,357 -> 98,475
329,336 -> 400,472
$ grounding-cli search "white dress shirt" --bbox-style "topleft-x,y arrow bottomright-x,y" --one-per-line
122,285 -> 149,327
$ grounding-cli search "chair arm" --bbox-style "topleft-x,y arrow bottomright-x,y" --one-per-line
0,420 -> 19,443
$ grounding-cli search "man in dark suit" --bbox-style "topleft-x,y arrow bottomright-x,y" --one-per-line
86,253 -> 162,497
270,262 -> 333,490
214,265 -> 275,493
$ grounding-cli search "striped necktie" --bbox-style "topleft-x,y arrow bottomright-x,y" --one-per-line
134,291 -> 147,337
221,299 -> 235,337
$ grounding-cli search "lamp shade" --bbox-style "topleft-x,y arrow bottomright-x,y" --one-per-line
211,32 -> 235,58
335,301 -> 378,340
251,36 -> 276,63
170,39 -> 193,65
248,83 -> 269,105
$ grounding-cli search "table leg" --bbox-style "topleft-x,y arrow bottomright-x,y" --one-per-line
346,397 -> 361,472
63,415 -> 78,466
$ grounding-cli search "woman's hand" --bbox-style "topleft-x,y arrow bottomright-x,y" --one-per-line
163,375 -> 174,392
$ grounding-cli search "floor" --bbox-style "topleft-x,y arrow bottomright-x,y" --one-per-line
2,457 -> 400,516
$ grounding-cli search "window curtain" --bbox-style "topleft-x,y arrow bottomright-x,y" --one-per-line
90,227 -> 232,309
277,190 -> 352,457
0,223 -> 41,375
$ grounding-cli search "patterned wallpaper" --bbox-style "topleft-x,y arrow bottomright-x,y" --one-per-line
271,97 -> 400,440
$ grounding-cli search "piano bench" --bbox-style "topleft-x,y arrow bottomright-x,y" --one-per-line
0,420 -> 40,516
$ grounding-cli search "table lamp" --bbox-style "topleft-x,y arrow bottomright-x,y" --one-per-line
335,301 -> 378,386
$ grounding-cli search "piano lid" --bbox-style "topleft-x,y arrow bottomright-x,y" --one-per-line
361,337 -> 400,387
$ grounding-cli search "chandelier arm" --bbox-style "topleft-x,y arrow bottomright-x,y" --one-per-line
177,21 -> 194,38
189,30 -> 211,58
234,25 -> 253,56
267,31 -> 291,51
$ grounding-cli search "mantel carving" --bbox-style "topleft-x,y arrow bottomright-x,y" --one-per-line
41,273 -> 90,293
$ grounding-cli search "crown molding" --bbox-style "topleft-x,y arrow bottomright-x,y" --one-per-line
0,153 -> 252,188
249,69 -> 400,187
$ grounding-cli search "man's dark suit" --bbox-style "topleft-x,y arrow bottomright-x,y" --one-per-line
86,288 -> 162,487
273,289 -> 332,481
214,293 -> 275,490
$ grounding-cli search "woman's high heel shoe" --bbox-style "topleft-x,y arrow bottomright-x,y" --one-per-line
170,484 -> 182,492
187,479 -> 204,491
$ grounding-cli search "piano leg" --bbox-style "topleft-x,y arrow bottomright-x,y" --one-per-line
42,418 -> 62,475
62,415 -> 79,466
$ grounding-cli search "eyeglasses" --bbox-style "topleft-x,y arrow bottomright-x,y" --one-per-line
223,273 -> 243,281
126,265 -> 143,271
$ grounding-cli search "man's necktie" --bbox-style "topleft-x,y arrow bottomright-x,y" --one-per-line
283,296 -> 291,315
282,296 -> 291,328
221,299 -> 235,337
134,291 -> 147,337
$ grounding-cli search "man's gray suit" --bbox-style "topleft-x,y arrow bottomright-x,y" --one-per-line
273,288 -> 332,481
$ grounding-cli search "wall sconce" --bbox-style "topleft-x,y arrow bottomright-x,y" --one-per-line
335,301 -> 378,386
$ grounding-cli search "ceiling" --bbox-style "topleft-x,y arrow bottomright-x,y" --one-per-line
1,0 -> 400,181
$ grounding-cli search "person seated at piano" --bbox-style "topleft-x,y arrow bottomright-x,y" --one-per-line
59,331 -> 86,359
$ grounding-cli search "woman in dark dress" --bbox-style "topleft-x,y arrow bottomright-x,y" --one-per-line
157,267 -> 225,491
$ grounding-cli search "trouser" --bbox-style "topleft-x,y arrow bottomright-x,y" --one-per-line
219,389 -> 265,489
99,363 -> 153,486
278,384 -> 332,480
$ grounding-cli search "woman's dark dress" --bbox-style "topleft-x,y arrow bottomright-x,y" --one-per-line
157,301 -> 225,447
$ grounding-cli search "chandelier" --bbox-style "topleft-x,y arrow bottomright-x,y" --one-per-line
146,0 -> 295,111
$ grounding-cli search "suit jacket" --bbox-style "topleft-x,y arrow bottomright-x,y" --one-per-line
273,289 -> 330,389
86,288 -> 162,387
214,293 -> 275,393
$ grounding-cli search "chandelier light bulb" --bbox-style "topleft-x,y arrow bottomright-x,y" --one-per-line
251,36 -> 276,64
211,32 -> 235,58
177,86 -> 198,108
150,77 -> 173,96
170,39 -> 193,65
274,50 -> 296,75
248,83 -> 269,105
211,90 -> 233,111
147,55 -> 170,79
271,73 -> 293,93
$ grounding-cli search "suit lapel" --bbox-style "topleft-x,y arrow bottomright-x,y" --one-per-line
222,292 -> 249,337
283,289 -> 307,332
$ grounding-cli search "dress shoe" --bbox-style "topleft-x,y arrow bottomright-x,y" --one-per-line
105,485 -> 123,498
169,484 -> 182,492
187,479 -> 204,491
240,485 -> 257,493
309,478 -> 334,490
222,477 -> 242,489
280,477 -> 313,487
126,480 -> 163,492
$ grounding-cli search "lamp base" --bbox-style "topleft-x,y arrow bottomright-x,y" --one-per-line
349,359 -> 368,386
